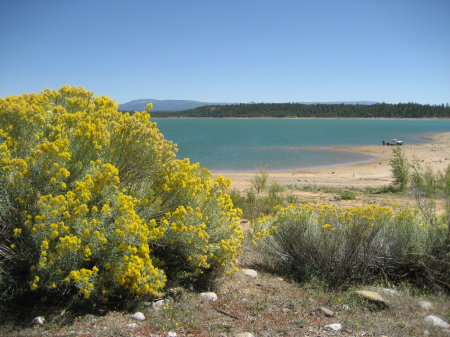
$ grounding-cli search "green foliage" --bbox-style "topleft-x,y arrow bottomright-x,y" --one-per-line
390,147 -> 410,190
251,171 -> 268,195
229,175 -> 288,220
0,87 -> 243,306
252,204 -> 449,291
340,190 -> 356,200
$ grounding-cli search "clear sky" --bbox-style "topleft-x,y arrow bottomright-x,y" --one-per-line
1,0 -> 449,104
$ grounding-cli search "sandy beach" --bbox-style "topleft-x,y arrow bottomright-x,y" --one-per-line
213,132 -> 450,190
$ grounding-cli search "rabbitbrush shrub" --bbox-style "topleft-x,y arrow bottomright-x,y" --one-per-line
252,203 -> 449,291
0,86 -> 243,304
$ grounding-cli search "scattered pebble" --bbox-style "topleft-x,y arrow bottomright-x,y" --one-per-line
127,323 -> 138,328
354,290 -> 390,307
341,304 -> 351,311
199,292 -> 218,301
424,315 -> 449,329
241,268 -> 258,278
130,312 -> 146,321
319,306 -> 334,317
167,332 -> 177,337
380,288 -> 400,296
152,298 -> 173,310
235,333 -> 255,337
418,300 -> 433,310
32,316 -> 45,326
324,323 -> 342,331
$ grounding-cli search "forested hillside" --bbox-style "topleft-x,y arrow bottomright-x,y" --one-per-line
142,103 -> 450,118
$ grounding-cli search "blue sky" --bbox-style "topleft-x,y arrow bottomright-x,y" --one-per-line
1,0 -> 449,104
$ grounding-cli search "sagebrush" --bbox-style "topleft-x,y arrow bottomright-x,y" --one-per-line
252,203 -> 449,290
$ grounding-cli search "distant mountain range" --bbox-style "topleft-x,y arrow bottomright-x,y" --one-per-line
119,99 -> 230,112
119,99 -> 377,112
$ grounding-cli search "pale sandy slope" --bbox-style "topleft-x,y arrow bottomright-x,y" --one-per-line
212,132 -> 450,190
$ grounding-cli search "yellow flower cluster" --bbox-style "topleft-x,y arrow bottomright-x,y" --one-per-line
1,86 -> 244,302
65,267 -> 99,299
252,203 -> 416,243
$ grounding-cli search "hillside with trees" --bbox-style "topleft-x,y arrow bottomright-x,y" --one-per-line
142,102 -> 450,118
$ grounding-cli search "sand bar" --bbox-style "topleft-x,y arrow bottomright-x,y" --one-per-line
213,132 -> 450,190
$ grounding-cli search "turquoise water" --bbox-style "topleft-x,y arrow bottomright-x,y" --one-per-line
154,118 -> 450,172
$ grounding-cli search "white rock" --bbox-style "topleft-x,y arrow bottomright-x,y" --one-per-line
131,312 -> 146,321
342,304 -> 351,311
381,288 -> 400,296
319,306 -> 334,317
32,316 -> 45,326
127,323 -> 138,328
199,292 -> 218,301
424,315 -> 449,329
235,333 -> 255,337
167,332 -> 177,337
152,299 -> 167,310
354,290 -> 389,307
241,268 -> 258,278
324,323 -> 342,331
418,300 -> 433,310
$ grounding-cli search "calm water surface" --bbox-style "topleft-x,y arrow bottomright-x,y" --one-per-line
154,119 -> 450,171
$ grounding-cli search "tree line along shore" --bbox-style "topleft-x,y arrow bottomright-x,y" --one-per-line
122,102 -> 450,118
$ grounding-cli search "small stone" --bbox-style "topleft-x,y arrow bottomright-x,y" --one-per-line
131,312 -> 145,321
241,268 -> 258,278
319,306 -> 334,317
199,292 -> 218,301
32,316 -> 45,326
127,323 -> 138,328
354,290 -> 389,307
418,300 -> 433,310
424,315 -> 449,329
235,333 -> 255,337
282,307 -> 292,313
152,299 -> 167,310
324,323 -> 342,331
341,304 -> 351,311
381,288 -> 400,296
167,332 -> 177,337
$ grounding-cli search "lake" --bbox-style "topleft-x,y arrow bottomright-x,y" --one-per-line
153,118 -> 450,172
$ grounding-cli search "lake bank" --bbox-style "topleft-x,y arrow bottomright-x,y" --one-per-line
214,132 -> 450,190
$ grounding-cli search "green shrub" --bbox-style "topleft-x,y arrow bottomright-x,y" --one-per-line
390,147 -> 410,190
252,203 -> 449,290
0,86 -> 243,305
251,171 -> 268,195
340,190 -> 356,200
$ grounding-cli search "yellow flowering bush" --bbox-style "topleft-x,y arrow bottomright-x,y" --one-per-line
252,203 -> 448,290
0,86 -> 243,303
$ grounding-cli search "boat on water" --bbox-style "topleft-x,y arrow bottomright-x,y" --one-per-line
382,139 -> 403,146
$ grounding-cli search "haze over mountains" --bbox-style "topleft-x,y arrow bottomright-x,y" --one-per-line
119,99 -> 377,112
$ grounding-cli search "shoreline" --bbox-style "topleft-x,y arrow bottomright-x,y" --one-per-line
213,131 -> 450,190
